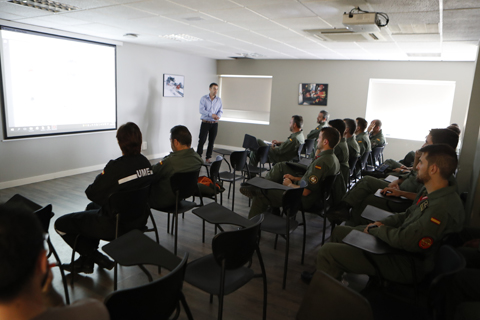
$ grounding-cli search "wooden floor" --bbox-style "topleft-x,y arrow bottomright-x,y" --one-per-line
0,157 -> 334,320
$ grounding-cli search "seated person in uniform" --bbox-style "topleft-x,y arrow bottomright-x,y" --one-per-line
306,110 -> 329,141
355,117 -> 371,157
302,144 -> 464,285
328,128 -> 459,226
55,122 -> 153,274
368,119 -> 386,149
250,115 -> 305,167
344,118 -> 360,159
329,119 -> 349,188
0,204 -> 109,320
241,126 -> 340,218
149,125 -> 203,209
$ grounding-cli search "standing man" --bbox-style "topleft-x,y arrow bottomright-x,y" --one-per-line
197,82 -> 223,163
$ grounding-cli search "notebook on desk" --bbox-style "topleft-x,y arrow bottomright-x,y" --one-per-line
374,189 -> 410,203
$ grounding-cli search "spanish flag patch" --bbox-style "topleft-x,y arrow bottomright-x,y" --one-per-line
315,165 -> 322,170
430,217 -> 441,225
358,141 -> 362,143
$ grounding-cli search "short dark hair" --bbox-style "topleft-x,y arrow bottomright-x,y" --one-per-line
328,119 -> 346,138
209,83 -> 218,89
117,122 -> 142,156
320,110 -> 329,121
418,144 -> 458,180
374,119 -> 382,128
430,128 -> 459,149
320,127 -> 340,149
170,125 -> 192,147
344,118 -> 356,134
0,204 -> 44,302
356,117 -> 368,131
292,115 -> 303,129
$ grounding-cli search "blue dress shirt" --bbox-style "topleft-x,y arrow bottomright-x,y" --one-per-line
199,94 -> 223,121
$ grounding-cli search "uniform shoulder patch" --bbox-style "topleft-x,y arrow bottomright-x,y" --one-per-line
430,217 -> 441,225
418,237 -> 433,249
358,141 -> 362,143
309,175 -> 318,184
315,165 -> 322,170
159,161 -> 163,165
101,170 -> 105,175
377,138 -> 380,141
289,138 -> 292,141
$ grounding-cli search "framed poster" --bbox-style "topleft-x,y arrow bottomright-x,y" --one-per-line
299,83 -> 328,105
163,74 -> 184,97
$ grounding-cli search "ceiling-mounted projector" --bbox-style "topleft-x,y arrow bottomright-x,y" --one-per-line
342,12 -> 381,33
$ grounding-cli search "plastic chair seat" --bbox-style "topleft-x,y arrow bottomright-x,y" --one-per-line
219,171 -> 243,182
154,200 -> 197,214
185,254 -> 255,295
261,213 -> 299,235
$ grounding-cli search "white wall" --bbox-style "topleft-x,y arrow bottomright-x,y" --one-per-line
0,24 -> 217,189
216,59 -> 474,162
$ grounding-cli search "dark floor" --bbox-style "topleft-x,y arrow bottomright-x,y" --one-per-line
0,156 -> 339,320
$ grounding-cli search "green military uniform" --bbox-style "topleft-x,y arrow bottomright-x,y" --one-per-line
334,138 -> 349,188
346,136 -> 360,159
307,122 -> 327,158
370,129 -> 386,149
306,122 -> 327,140
355,132 -> 371,156
248,149 -> 339,218
149,148 -> 203,209
317,183 -> 465,284
250,131 -> 305,167
343,173 -> 425,226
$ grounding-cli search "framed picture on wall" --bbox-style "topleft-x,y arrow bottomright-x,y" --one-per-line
299,83 -> 328,105
163,74 -> 185,97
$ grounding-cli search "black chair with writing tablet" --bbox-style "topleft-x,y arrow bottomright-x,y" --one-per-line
103,230 -> 193,320
184,214 -> 267,320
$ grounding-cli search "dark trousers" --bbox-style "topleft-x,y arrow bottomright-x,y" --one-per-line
54,202 -> 116,257
197,122 -> 218,159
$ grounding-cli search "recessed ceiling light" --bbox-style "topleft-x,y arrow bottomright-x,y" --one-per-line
8,0 -> 79,12
159,34 -> 202,42
123,33 -> 138,38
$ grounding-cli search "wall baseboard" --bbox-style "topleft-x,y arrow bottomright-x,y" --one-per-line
0,152 -> 169,190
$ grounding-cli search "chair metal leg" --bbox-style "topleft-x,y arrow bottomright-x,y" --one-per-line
283,233 -> 289,289
174,211 -> 179,255
180,292 -> 195,320
70,235 -> 80,287
48,238 -> 70,305
321,215 -> 327,245
114,262 -> 118,291
167,212 -> 171,234
202,220 -> 205,243
231,179 -> 235,211
138,264 -> 153,282
301,212 -> 306,265
274,234 -> 278,249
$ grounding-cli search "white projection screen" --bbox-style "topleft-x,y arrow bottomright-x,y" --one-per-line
0,26 -> 117,140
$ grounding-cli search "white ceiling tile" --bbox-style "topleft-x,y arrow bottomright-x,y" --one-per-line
0,2 -> 52,18
247,2 -> 317,20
